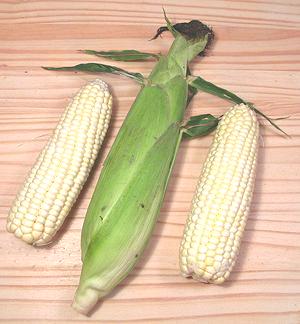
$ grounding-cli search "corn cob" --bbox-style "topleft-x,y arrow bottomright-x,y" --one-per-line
179,103 -> 259,284
6,79 -> 112,246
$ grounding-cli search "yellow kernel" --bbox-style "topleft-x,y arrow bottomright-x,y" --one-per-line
32,230 -> 42,240
33,223 -> 44,232
202,271 -> 213,281
205,257 -> 214,266
206,250 -> 216,258
22,234 -> 34,243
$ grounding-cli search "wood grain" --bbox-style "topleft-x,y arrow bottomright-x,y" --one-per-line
0,0 -> 300,323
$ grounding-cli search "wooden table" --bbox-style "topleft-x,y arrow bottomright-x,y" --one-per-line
1,0 -> 300,323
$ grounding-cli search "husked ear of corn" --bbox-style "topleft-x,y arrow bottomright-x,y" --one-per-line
179,103 -> 259,284
7,79 -> 112,246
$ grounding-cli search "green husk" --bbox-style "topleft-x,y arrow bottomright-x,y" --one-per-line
182,114 -> 219,138
43,63 -> 144,84
71,20 -> 213,315
189,75 -> 288,136
81,49 -> 160,61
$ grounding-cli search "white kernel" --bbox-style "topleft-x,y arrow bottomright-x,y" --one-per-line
13,218 -> 21,226
207,242 -> 217,250
194,268 -> 204,277
29,205 -> 39,214
45,215 -> 57,226
21,225 -> 32,234
8,223 -> 17,232
210,237 -> 219,245
25,213 -> 36,221
54,199 -> 64,208
14,228 -> 23,238
202,271 -> 213,281
44,227 -> 54,234
18,206 -> 27,214
52,204 -> 61,213
199,246 -> 207,254
36,216 -> 46,224
42,200 -> 53,210
215,255 -> 223,262
21,218 -> 33,227
15,212 -> 24,219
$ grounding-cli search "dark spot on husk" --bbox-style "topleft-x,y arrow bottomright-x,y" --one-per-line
140,203 -> 145,208
129,154 -> 135,165
101,206 -> 107,212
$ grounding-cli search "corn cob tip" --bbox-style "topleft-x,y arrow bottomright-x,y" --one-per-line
72,286 -> 106,315
90,78 -> 109,89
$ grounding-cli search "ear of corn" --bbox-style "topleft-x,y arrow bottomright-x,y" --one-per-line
179,103 -> 259,284
72,23 -> 212,314
6,79 -> 112,246
74,123 -> 181,313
